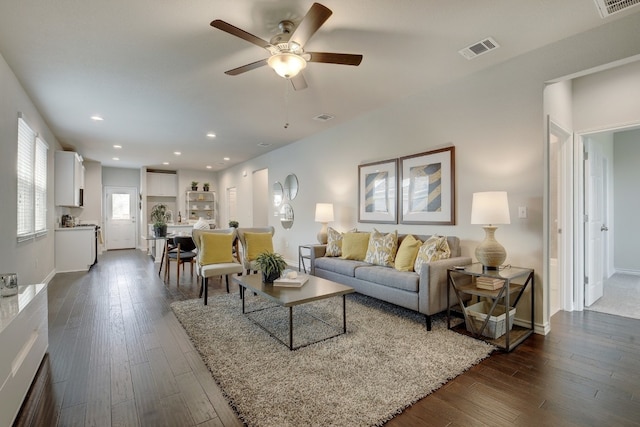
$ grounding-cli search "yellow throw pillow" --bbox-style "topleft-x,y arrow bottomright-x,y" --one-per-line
326,227 -> 356,257
414,235 -> 451,273
364,229 -> 398,267
244,232 -> 274,261
394,234 -> 422,272
199,233 -> 234,265
341,232 -> 370,261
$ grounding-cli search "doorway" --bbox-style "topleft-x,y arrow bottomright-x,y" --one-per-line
104,186 -> 138,250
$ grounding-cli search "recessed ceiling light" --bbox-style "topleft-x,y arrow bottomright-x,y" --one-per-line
113,145 -> 122,149
223,157 -> 230,161
163,162 -> 170,165
206,132 -> 216,138
112,157 -> 119,161
174,151 -> 181,156
206,165 -> 212,169
91,115 -> 104,121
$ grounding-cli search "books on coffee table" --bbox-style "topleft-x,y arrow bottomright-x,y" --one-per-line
274,273 -> 309,287
475,277 -> 506,290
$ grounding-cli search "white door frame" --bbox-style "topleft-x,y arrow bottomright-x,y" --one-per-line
104,185 -> 138,250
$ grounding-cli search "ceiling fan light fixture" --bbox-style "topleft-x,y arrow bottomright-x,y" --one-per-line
267,53 -> 307,78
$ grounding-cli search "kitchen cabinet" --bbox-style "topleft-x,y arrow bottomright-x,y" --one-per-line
0,283 -> 48,427
186,191 -> 215,221
147,172 -> 177,196
55,151 -> 84,207
55,228 -> 95,272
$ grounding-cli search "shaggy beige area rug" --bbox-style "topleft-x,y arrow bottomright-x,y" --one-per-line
171,292 -> 494,427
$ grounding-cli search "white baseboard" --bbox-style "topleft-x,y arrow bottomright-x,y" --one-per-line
614,268 -> 640,276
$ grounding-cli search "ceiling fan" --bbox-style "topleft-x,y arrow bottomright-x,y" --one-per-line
210,2 -> 363,90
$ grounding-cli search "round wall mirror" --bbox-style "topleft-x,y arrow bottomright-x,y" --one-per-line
273,181 -> 284,207
279,203 -> 294,229
284,174 -> 298,200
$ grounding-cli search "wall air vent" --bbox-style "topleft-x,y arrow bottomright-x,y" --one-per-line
313,114 -> 334,122
458,37 -> 500,60
593,0 -> 640,17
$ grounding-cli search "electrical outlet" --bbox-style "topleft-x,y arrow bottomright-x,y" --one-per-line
518,206 -> 527,219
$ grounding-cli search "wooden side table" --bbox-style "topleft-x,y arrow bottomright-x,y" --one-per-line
447,263 -> 534,352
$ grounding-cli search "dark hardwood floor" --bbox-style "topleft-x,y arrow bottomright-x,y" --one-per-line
14,249 -> 640,426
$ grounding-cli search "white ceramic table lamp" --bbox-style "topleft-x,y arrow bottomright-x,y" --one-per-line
471,191 -> 510,270
315,203 -> 334,244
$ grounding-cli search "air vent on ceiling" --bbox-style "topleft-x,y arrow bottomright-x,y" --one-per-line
458,37 -> 500,60
257,142 -> 272,147
313,114 -> 334,122
593,0 -> 640,17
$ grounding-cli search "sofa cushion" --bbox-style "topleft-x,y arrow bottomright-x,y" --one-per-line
326,227 -> 355,257
364,229 -> 398,267
354,265 -> 419,293
341,232 -> 370,260
314,257 -> 370,277
394,234 -> 421,272
414,235 -> 451,273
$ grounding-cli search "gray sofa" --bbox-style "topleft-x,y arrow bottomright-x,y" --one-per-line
309,234 -> 471,330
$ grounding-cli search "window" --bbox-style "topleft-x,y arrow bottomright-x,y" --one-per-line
17,114 -> 48,241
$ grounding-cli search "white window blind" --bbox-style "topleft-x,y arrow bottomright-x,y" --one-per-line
17,115 -> 48,240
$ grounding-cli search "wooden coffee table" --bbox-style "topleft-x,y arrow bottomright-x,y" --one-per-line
232,274 -> 354,350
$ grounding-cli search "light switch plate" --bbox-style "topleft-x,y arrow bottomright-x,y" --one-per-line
518,206 -> 527,219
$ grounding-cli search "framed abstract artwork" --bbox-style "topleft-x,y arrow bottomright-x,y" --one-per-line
399,146 -> 455,225
358,159 -> 398,224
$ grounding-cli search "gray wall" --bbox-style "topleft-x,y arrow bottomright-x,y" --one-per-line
613,129 -> 640,272
0,52 -> 61,285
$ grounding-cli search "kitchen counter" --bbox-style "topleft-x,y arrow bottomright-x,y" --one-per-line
55,227 -> 96,272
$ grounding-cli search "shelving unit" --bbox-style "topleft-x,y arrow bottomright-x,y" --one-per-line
447,263 -> 534,352
186,191 -> 215,221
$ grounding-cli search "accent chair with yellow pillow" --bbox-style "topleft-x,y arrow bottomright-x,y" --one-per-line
236,226 -> 276,275
309,232 -> 471,330
192,228 -> 243,305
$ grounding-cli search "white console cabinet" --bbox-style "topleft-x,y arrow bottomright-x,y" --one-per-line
0,283 -> 48,427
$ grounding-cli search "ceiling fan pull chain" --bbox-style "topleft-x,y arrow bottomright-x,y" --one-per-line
284,80 -> 290,129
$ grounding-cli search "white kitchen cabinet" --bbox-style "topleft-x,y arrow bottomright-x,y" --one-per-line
0,283 -> 48,427
147,172 -> 177,196
55,228 -> 95,272
55,151 -> 84,207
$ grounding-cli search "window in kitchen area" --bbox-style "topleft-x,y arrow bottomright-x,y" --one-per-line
17,113 -> 48,241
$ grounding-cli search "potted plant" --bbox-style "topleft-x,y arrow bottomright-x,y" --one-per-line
191,181 -> 198,191
255,251 -> 287,284
228,220 -> 239,228
150,203 -> 168,237
203,182 -> 210,191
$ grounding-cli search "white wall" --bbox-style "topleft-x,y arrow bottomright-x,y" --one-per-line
0,52 -> 62,285
613,129 -> 640,272
216,12 -> 640,331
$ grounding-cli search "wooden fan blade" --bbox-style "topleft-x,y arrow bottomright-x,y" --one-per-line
290,3 -> 332,48
211,20 -> 271,49
224,58 -> 268,76
290,73 -> 308,91
307,52 -> 363,66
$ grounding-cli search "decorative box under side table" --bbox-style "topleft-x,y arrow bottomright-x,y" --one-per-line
447,263 -> 534,352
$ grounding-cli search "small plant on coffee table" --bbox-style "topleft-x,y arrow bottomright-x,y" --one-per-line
255,251 -> 287,284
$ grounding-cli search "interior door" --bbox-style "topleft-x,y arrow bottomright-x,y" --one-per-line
584,140 -> 605,306
105,186 -> 137,250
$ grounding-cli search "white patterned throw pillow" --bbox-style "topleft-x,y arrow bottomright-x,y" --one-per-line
326,227 -> 356,257
364,229 -> 398,267
413,235 -> 451,273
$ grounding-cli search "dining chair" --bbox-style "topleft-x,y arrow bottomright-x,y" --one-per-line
165,235 -> 197,284
192,228 -> 244,305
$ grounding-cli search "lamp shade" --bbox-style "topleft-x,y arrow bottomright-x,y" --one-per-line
315,203 -> 334,223
470,192 -> 511,225
267,53 -> 307,78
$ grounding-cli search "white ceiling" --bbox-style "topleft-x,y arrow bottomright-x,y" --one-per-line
1,0 -> 638,171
